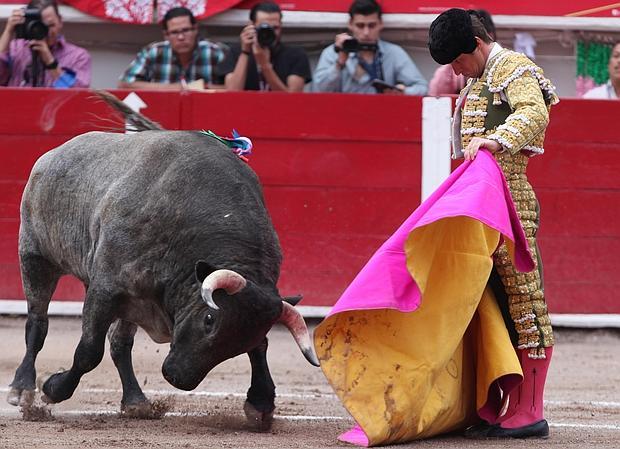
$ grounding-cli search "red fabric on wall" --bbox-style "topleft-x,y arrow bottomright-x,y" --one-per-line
59,0 -> 243,24
236,0 -> 620,17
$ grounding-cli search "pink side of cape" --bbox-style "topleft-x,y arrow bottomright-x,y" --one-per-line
327,150 -> 534,318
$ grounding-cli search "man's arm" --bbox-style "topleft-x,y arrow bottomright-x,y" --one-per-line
224,52 -> 250,91
486,74 -> 549,154
117,46 -> 179,90
311,45 -> 344,93
224,24 -> 255,91
0,8 -> 24,84
393,46 -> 428,96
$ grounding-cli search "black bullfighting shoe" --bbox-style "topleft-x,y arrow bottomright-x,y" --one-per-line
463,422 -> 497,438
486,419 -> 550,438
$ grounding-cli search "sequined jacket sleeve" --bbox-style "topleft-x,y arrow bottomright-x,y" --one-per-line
486,52 -> 559,155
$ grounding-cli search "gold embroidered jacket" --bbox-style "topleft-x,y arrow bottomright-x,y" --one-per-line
458,49 -> 559,157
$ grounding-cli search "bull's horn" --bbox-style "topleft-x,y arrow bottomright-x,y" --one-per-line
278,302 -> 320,367
201,269 -> 247,310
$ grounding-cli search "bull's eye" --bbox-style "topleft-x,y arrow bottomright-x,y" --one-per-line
205,313 -> 215,329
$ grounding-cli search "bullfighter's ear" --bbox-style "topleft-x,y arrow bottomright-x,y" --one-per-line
195,260 -> 217,283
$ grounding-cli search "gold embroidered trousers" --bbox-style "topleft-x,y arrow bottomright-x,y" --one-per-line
493,152 -> 554,358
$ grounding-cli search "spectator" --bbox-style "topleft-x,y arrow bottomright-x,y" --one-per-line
583,41 -> 620,99
312,0 -> 427,95
118,7 -> 225,91
428,9 -> 495,96
220,2 -> 311,92
0,0 -> 91,87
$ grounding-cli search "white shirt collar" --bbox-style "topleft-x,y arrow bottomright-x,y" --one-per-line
484,42 -> 503,70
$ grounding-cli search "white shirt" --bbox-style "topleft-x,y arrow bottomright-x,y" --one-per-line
583,81 -> 618,99
451,43 -> 504,158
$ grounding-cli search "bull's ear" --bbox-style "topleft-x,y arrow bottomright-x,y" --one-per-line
195,260 -> 217,283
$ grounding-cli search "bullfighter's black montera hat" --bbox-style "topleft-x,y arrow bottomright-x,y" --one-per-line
428,8 -> 477,65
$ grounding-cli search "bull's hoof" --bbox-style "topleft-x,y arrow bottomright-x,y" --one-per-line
38,370 -> 69,404
7,387 -> 35,407
243,400 -> 274,431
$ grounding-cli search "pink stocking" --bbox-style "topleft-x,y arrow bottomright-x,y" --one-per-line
499,346 -> 553,429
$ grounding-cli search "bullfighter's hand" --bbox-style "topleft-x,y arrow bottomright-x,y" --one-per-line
463,137 -> 501,161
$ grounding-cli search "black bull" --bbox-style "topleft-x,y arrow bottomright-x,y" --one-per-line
7,95 -> 318,429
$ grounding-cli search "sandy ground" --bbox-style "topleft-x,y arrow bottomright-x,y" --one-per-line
0,315 -> 619,449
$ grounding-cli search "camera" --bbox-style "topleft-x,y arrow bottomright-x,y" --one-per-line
15,9 -> 49,40
256,23 -> 276,48
341,38 -> 377,53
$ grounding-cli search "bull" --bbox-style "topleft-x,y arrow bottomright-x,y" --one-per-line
7,93 -> 318,429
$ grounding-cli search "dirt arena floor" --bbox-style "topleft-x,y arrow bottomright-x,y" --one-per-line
0,315 -> 618,449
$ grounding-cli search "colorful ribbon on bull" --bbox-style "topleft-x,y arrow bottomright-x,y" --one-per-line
201,129 -> 253,162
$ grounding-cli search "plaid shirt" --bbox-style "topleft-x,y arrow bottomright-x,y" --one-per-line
120,39 -> 225,84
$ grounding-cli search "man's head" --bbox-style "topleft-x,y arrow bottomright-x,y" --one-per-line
27,0 -> 62,46
162,7 -> 198,56
250,2 -> 283,46
609,42 -> 620,86
428,8 -> 494,78
348,0 -> 383,45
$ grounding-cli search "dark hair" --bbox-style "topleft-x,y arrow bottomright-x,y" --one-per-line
349,0 -> 382,19
27,0 -> 60,16
249,2 -> 282,22
162,7 -> 196,30
467,10 -> 493,44
474,9 -> 496,41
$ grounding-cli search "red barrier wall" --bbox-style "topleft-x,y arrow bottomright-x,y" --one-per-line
0,88 -> 618,313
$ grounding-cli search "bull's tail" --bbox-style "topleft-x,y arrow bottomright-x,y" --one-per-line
95,90 -> 164,131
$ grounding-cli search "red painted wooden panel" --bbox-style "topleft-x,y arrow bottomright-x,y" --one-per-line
0,89 -> 617,315
546,100 -> 620,144
538,190 -> 620,237
250,140 -> 422,189
0,181 -> 25,219
0,265 -> 84,301
182,91 -> 422,141
264,188 -> 417,236
529,143 -> 620,190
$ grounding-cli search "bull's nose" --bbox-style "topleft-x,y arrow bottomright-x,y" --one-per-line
162,361 -> 201,391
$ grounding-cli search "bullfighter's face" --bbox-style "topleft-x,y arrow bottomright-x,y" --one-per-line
450,39 -> 487,79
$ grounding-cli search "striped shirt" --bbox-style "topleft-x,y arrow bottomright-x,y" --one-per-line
120,39 -> 225,84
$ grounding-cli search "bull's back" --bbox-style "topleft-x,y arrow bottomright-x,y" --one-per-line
20,130 -> 274,282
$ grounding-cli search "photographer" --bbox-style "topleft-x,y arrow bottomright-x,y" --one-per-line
0,0 -> 91,87
221,2 -> 311,92
312,0 -> 427,95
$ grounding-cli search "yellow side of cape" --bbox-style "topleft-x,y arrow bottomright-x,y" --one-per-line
314,217 -> 523,446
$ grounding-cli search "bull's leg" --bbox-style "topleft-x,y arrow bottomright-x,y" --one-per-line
41,287 -> 119,404
108,319 -> 151,414
244,337 -> 276,431
8,254 -> 61,407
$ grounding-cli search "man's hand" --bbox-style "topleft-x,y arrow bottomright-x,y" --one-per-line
240,23 -> 255,53
29,39 -> 54,66
383,83 -> 406,95
4,8 -> 25,35
253,42 -> 270,70
334,33 -> 351,67
463,137 -> 501,161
